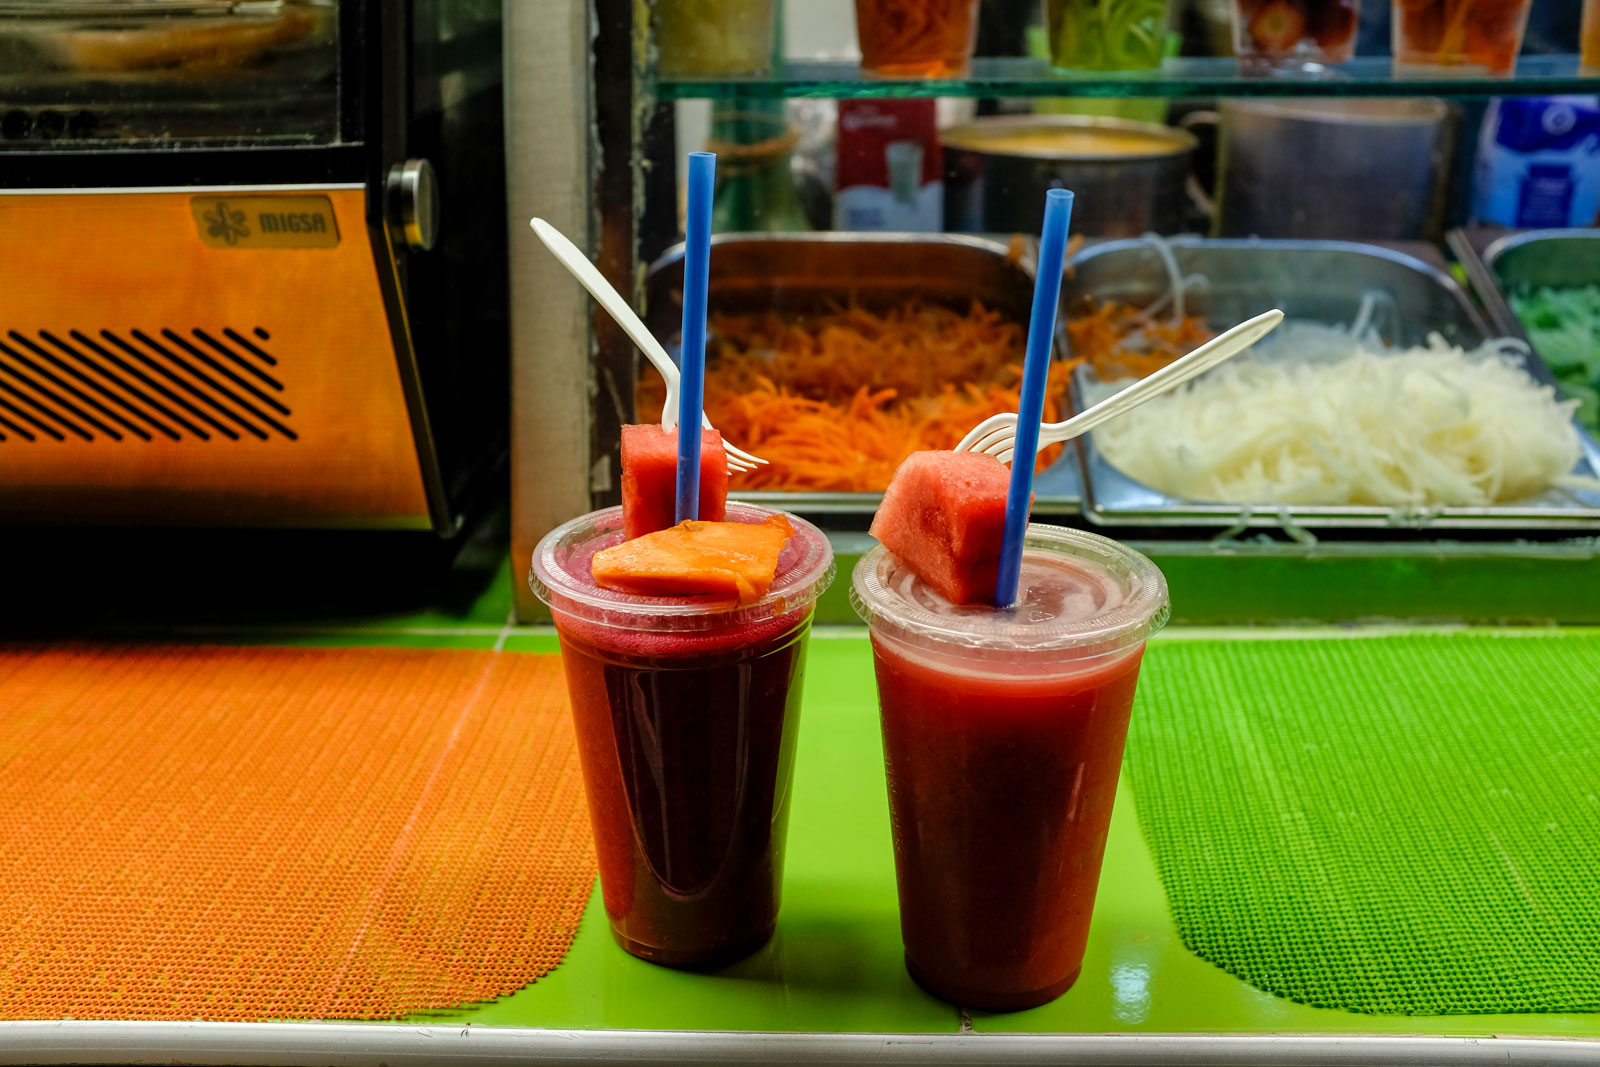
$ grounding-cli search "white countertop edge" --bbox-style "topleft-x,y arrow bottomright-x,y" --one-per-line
1,1023 -> 1599,1066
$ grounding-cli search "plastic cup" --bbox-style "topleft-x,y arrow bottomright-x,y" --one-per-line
530,502 -> 835,967
1232,0 -> 1361,69
855,0 -> 980,76
1048,0 -> 1172,71
850,525 -> 1169,1011
655,0 -> 776,77
885,140 -> 925,204
1391,0 -> 1532,77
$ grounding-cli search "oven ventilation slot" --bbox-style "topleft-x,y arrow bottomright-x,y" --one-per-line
0,329 -> 293,443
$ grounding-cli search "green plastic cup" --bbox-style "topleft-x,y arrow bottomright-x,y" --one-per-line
1048,0 -> 1172,71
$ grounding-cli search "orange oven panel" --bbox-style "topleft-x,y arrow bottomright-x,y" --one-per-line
0,187 -> 429,528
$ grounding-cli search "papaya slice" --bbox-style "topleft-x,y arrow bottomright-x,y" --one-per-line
592,514 -> 794,604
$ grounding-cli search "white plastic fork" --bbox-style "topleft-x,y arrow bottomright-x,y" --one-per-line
955,308 -> 1285,465
529,217 -> 766,475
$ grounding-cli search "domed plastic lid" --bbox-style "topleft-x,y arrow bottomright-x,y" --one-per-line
530,502 -> 835,633
850,523 -> 1169,657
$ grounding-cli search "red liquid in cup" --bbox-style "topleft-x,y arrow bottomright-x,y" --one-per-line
852,533 -> 1167,1011
555,611 -> 811,967
1392,0 -> 1532,75
1233,0 -> 1360,67
871,631 -> 1143,1010
532,505 -> 834,969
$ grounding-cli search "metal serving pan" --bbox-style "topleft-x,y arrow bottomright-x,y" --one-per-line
1453,228 -> 1600,411
644,232 -> 1080,517
1451,227 -> 1600,342
1064,235 -> 1600,531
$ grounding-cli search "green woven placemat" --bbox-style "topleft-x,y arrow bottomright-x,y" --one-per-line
1126,633 -> 1600,1016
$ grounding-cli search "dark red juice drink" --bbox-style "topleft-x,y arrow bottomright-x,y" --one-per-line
531,503 -> 835,967
851,525 -> 1169,1011
1392,0 -> 1533,76
1233,0 -> 1361,68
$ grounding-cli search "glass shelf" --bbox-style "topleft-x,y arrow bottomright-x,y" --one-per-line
656,53 -> 1597,102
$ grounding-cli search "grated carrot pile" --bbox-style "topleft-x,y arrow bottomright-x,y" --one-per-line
855,0 -> 978,72
1068,300 -> 1215,381
637,298 -> 1211,493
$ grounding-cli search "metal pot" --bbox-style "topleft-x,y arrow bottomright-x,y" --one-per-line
1183,98 -> 1456,241
941,116 -> 1198,237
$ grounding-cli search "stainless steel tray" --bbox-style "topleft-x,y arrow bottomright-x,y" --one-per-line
1064,236 -> 1600,531
1480,227 -> 1600,290
1065,235 -> 1489,348
1451,226 -> 1600,342
643,232 -> 1080,516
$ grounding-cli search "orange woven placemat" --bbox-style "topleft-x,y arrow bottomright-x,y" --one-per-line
0,644 -> 596,1022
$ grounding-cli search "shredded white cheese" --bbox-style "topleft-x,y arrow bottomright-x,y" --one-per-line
1132,232 -> 1208,326
1088,328 -> 1600,507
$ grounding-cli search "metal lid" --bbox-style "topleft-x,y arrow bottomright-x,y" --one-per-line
1222,97 -> 1450,124
940,116 -> 1198,162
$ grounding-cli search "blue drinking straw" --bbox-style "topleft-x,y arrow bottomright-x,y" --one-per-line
676,151 -> 716,525
995,188 -> 1075,608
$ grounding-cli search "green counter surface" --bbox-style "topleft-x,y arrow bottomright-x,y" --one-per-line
6,522 -> 1598,1045
441,629 -> 1598,1039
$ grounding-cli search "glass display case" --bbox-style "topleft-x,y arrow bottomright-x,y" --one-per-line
507,0 -> 1600,625
490,5 -> 1600,1051
0,0 -> 339,146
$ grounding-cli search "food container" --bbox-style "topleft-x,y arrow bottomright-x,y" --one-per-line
1065,235 -> 1600,531
1183,98 -> 1454,241
1452,227 -> 1600,346
854,0 -> 979,76
1484,225 -> 1600,313
1231,0 -> 1361,69
655,0 -> 776,77
1047,0 -> 1172,70
941,117 -> 1197,237
1392,0 -> 1533,77
1451,226 -> 1600,435
642,233 -> 1081,518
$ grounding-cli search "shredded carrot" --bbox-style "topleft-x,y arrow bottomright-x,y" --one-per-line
855,0 -> 979,73
1070,300 -> 1214,381
636,298 -> 1211,494
1005,232 -> 1085,271
1006,233 -> 1028,266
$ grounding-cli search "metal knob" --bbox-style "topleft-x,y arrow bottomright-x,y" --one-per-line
386,158 -> 439,252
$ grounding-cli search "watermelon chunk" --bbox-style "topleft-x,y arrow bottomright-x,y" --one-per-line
620,424 -> 729,540
870,450 -> 1012,606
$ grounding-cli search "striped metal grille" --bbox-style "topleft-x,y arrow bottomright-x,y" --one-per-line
0,328 -> 294,443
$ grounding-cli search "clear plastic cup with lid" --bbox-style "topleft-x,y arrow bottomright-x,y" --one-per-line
850,523 -> 1168,1011
531,502 -> 834,968
850,523 -> 1170,672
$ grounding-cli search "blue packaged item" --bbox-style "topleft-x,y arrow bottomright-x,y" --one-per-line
1473,96 -> 1600,229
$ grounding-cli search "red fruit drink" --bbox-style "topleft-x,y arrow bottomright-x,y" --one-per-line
1392,0 -> 1532,76
850,525 -> 1169,1011
531,503 -> 835,967
1233,0 -> 1361,68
